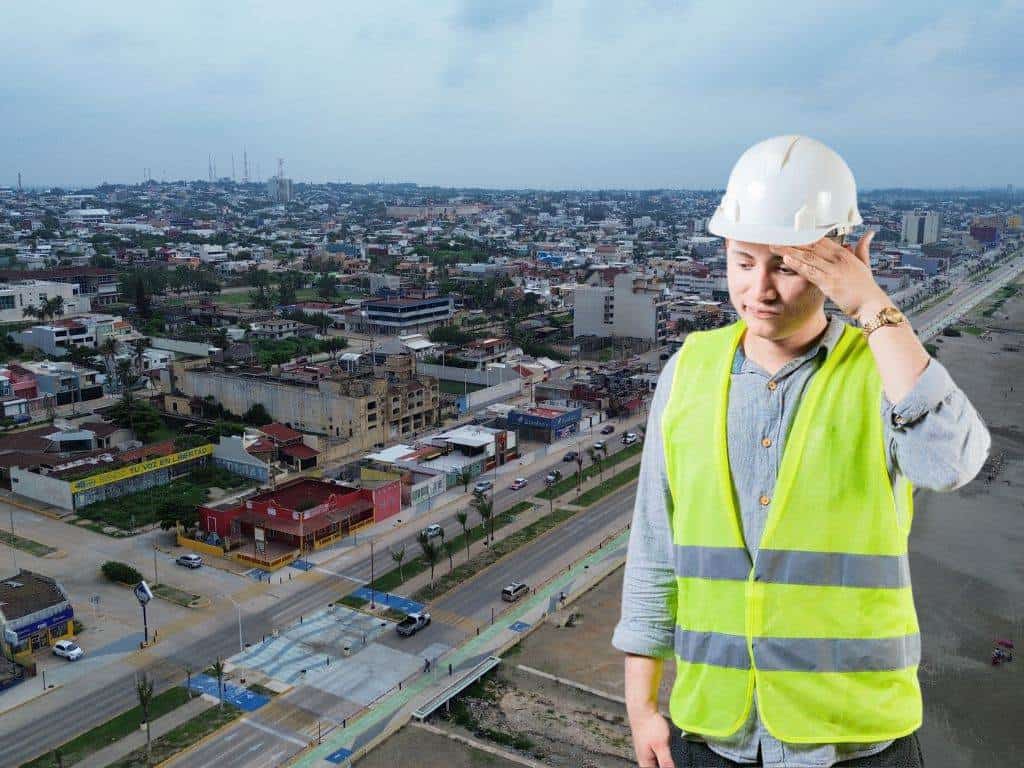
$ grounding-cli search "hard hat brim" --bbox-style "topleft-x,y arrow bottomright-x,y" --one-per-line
707,214 -> 855,247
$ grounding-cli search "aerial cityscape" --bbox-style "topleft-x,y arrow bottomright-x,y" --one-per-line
1,3 -> 1022,768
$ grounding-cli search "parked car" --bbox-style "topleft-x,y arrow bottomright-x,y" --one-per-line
421,524 -> 444,540
600,424 -> 615,435
593,440 -> 606,451
545,469 -> 563,484
473,479 -> 493,494
563,450 -> 579,462
175,553 -> 203,569
622,432 -> 639,445
510,477 -> 528,491
502,582 -> 529,602
53,640 -> 84,661
396,611 -> 431,637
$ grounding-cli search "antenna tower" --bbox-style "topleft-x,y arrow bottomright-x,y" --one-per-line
208,155 -> 213,182
243,149 -> 249,184
231,154 -> 236,181
278,158 -> 285,180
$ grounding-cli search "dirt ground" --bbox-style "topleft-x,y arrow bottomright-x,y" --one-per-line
353,722 -> 522,768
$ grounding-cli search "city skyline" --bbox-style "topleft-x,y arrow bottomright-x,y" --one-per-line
3,1 -> 1023,189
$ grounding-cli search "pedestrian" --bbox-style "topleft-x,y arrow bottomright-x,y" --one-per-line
613,136 -> 991,768
424,657 -> 430,673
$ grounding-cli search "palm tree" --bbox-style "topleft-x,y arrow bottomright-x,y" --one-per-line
416,532 -> 441,594
457,466 -> 473,493
22,295 -> 64,325
575,449 -> 584,498
131,337 -> 150,374
587,447 -> 603,483
135,672 -> 154,767
99,337 -> 119,381
389,545 -> 406,583
443,539 -> 456,575
184,663 -> 193,700
115,358 -> 135,403
470,491 -> 494,545
212,658 -> 226,711
455,510 -> 470,560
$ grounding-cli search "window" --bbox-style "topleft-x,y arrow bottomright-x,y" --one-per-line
0,295 -> 14,310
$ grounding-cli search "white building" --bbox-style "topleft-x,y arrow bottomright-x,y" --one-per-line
901,212 -> 940,245
63,208 -> 110,223
267,177 -> 293,202
0,280 -> 91,323
573,272 -> 670,342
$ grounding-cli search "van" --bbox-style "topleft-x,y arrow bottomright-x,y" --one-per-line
502,582 -> 529,602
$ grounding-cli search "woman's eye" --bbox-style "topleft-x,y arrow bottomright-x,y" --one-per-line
778,267 -> 796,275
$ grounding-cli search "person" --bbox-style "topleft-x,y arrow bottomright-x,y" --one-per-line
612,135 -> 991,768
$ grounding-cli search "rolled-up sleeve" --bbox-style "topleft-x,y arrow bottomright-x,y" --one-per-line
611,352 -> 679,659
882,357 -> 992,492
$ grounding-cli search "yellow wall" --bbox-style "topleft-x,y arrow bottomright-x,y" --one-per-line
361,467 -> 402,483
176,533 -> 225,558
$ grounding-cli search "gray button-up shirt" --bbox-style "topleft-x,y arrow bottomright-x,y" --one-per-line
612,315 -> 992,768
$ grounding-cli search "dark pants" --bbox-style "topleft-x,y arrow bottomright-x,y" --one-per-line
668,728 -> 924,767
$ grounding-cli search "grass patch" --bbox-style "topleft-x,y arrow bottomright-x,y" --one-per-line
0,529 -> 56,557
538,442 -> 643,499
152,583 -> 200,607
577,464 -> 641,506
105,703 -> 242,768
961,324 -> 985,336
213,292 -> 252,306
22,687 -> 191,768
75,465 -> 254,532
246,682 -> 277,697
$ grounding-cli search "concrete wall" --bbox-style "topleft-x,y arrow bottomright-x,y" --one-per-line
149,337 -> 217,358
10,467 -> 74,511
213,436 -> 270,483
414,363 -> 521,387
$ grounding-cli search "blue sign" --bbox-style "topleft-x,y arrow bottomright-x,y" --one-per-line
509,621 -> 531,633
326,747 -> 353,764
508,406 -> 582,431
11,606 -> 74,641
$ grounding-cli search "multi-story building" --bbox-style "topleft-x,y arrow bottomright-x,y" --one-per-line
13,314 -> 126,357
573,272 -> 670,343
0,280 -> 91,323
267,177 -> 293,202
168,354 -> 440,450
0,268 -> 120,309
901,212 -> 940,245
248,319 -> 317,341
360,296 -> 455,336
10,361 -> 103,405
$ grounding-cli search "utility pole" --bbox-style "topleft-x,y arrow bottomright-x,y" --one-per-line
152,546 -> 158,585
369,539 -> 376,609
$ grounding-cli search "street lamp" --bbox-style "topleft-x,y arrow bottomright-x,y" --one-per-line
225,595 -> 244,653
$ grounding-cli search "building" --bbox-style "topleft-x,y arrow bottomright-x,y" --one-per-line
0,569 -> 75,659
901,212 -> 940,245
0,267 -> 120,309
507,404 -> 583,443
195,477 -> 399,569
257,422 -> 321,471
360,296 -> 455,335
9,361 -> 103,405
0,280 -> 91,323
63,208 -> 110,223
267,177 -> 293,203
248,319 -> 317,341
13,314 -> 125,356
168,354 -> 440,449
573,272 -> 670,342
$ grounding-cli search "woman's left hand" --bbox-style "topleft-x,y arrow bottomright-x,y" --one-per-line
773,231 -> 888,321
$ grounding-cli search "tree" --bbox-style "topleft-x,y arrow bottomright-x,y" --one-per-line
115,358 -> 136,403
457,466 -> 474,493
22,295 -> 64,324
135,673 -> 154,767
575,450 -> 584,498
470,491 -> 494,545
184,663 -> 194,700
416,531 -> 441,594
99,337 -> 119,379
316,273 -> 338,299
212,658 -> 226,711
275,273 -> 299,306
587,446 -> 604,483
389,545 -> 407,583
125,272 -> 152,317
242,403 -> 272,426
131,337 -> 150,374
443,539 -> 456,575
455,509 -> 470,561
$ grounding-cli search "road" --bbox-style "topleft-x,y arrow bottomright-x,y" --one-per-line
0,432 -> 640,767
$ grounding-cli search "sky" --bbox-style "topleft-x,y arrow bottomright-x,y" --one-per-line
2,0 -> 1022,190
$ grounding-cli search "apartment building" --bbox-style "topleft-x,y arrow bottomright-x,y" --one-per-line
0,280 -> 91,323
0,268 -> 120,309
360,296 -> 454,335
573,272 -> 670,342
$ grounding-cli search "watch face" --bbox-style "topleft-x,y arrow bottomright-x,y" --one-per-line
881,307 -> 904,323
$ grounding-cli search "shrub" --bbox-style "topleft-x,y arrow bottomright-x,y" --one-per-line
102,561 -> 142,584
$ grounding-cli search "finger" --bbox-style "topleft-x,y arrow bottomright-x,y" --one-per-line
780,251 -> 824,282
854,230 -> 876,265
652,741 -> 675,768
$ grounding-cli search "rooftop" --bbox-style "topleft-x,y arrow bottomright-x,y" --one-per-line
0,570 -> 69,622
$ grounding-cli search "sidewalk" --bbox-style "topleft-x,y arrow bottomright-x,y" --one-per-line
74,694 -> 214,768
287,520 -> 631,767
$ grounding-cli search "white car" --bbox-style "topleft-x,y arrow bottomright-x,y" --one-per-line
473,479 -> 493,494
593,441 -> 606,451
421,524 -> 444,540
622,432 -> 639,445
176,553 -> 203,569
510,477 -> 528,491
53,640 -> 84,661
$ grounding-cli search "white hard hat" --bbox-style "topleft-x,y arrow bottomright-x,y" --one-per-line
707,135 -> 862,246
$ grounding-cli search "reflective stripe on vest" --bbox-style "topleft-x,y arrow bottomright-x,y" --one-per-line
675,628 -> 921,672
674,544 -> 912,589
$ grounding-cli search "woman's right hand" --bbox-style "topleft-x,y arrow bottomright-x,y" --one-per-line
629,708 -> 675,768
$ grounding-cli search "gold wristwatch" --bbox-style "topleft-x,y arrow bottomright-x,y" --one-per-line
860,305 -> 906,338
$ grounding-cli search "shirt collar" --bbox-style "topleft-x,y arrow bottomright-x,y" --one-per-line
733,314 -> 846,375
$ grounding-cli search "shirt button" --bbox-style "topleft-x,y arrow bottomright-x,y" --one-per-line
759,495 -> 771,506
761,437 -> 772,448
767,380 -> 778,391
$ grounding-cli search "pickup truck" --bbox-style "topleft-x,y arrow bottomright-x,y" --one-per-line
396,611 -> 431,637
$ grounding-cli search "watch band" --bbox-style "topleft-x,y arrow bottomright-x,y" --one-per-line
861,307 -> 904,338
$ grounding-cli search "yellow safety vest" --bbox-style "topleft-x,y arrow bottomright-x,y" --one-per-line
662,319 -> 921,743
